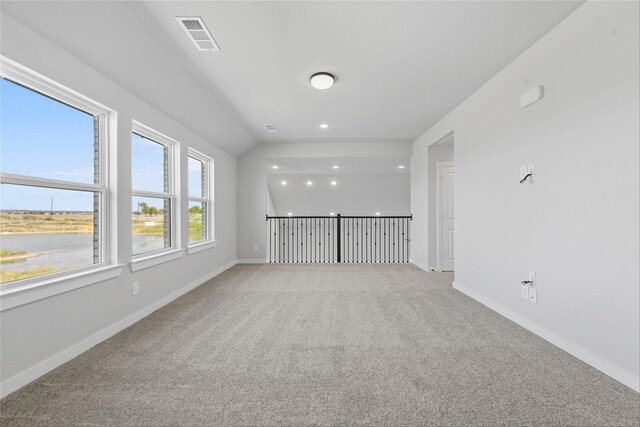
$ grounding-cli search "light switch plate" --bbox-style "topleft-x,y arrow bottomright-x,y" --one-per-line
528,286 -> 537,303
521,284 -> 529,299
520,165 -> 529,181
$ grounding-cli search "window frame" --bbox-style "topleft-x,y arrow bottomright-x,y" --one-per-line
187,148 -> 215,251
130,121 -> 180,261
0,56 -> 117,295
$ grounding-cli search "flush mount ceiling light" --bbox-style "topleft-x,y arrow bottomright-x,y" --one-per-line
310,72 -> 335,90
272,165 -> 279,169
330,212 -> 335,216
320,123 -> 329,129
306,181 -> 313,186
331,181 -> 337,186
398,165 -> 405,169
332,165 -> 339,169
375,212 -> 381,216
281,181 -> 287,186
287,212 -> 292,216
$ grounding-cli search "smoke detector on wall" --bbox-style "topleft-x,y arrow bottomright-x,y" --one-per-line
176,17 -> 220,51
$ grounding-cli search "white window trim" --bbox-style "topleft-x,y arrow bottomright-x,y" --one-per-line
0,56 -> 119,303
187,148 -> 215,249
130,121 -> 182,264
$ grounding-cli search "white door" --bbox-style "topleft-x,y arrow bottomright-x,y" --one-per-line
437,163 -> 455,271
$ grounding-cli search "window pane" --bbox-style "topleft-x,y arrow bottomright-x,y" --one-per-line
131,133 -> 167,193
0,184 -> 98,284
0,78 -> 96,184
188,201 -> 207,244
188,156 -> 205,198
132,196 -> 170,255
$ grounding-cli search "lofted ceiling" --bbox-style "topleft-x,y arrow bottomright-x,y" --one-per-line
267,156 -> 410,216
1,1 -> 583,155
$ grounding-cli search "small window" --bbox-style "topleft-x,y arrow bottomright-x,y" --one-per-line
131,124 -> 176,256
187,149 -> 213,245
0,63 -> 109,286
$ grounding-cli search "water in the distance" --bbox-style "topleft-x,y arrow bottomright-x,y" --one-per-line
0,234 -> 164,275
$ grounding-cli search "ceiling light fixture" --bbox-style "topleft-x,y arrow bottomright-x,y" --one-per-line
398,165 -> 405,169
320,123 -> 329,129
281,181 -> 287,186
375,212 -> 381,216
331,181 -> 337,186
310,72 -> 335,90
330,212 -> 335,216
307,181 -> 313,186
332,165 -> 339,170
287,212 -> 292,216
272,165 -> 279,169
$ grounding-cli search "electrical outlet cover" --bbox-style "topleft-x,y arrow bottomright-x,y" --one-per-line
521,284 -> 529,299
529,287 -> 537,303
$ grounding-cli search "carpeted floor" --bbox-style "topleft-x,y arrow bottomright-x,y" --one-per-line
1,264 -> 638,426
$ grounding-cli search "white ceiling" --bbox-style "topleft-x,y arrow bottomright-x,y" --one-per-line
267,156 -> 409,175
1,1 -> 583,155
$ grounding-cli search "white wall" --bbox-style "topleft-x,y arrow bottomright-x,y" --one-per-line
238,142 -> 412,260
411,1 -> 639,390
0,14 -> 239,394
267,173 -> 410,217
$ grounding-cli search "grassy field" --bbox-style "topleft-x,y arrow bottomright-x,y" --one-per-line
0,212 -> 93,234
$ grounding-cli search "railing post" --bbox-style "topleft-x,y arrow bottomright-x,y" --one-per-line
336,214 -> 341,263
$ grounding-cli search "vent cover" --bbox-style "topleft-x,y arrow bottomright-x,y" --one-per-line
264,124 -> 279,133
176,17 -> 220,51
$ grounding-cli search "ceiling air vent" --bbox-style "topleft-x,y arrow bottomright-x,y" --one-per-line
176,17 -> 220,51
264,124 -> 279,133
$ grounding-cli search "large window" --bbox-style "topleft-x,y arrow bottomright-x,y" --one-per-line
0,63 -> 109,285
131,123 -> 176,256
187,149 -> 213,245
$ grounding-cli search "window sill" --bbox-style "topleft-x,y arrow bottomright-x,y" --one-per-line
187,240 -> 217,254
0,264 -> 125,312
130,248 -> 184,272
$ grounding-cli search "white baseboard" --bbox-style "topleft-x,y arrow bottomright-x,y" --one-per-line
237,259 -> 267,264
453,281 -> 640,393
410,259 -> 436,272
0,259 -> 239,399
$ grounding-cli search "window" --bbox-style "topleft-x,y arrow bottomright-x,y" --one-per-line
0,60 -> 109,286
131,122 -> 176,257
187,149 -> 213,246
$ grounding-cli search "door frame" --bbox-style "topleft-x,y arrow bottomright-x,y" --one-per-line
436,161 -> 454,271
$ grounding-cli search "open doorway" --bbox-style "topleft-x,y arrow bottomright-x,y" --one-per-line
427,132 -> 454,272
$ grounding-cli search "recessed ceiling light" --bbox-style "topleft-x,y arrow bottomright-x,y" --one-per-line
310,72 -> 335,90
320,123 -> 329,129
398,165 -> 405,169
281,181 -> 287,186
332,165 -> 339,169
272,165 -> 279,169
331,181 -> 337,186
306,180 -> 313,186
287,212 -> 292,216
375,212 -> 381,216
330,212 -> 335,216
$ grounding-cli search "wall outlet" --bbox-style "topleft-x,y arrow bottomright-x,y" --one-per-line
254,244 -> 259,251
132,281 -> 140,296
528,286 -> 537,303
521,283 -> 530,299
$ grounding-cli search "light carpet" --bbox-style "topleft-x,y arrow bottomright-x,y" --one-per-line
1,264 -> 638,426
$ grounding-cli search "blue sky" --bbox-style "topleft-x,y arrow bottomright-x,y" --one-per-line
1,78 -> 202,212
